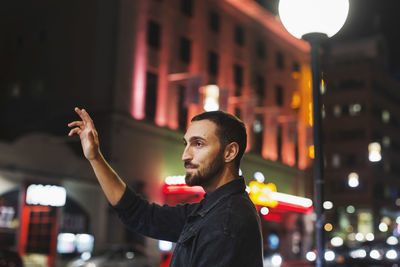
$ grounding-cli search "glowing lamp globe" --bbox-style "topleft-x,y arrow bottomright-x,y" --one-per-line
278,0 -> 349,39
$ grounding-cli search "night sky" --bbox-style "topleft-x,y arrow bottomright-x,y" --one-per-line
331,0 -> 400,73
263,0 -> 400,76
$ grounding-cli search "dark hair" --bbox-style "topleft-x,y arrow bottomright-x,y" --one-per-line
191,111 -> 247,167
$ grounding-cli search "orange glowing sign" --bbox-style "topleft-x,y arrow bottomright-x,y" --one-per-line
290,91 -> 301,110
308,102 -> 313,126
248,181 -> 278,207
308,145 -> 315,159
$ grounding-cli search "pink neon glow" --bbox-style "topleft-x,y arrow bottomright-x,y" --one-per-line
155,79 -> 167,126
131,26 -> 147,120
262,134 -> 278,161
282,143 -> 296,166
168,113 -> 179,130
155,50 -> 169,126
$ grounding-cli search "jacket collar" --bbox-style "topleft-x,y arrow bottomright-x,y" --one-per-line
197,177 -> 246,217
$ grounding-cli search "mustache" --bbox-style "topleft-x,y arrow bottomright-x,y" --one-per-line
184,162 -> 198,168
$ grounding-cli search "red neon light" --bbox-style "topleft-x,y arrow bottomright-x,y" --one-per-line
48,208 -> 59,267
19,206 -> 30,256
275,202 -> 313,213
163,185 -> 205,195
262,212 -> 283,222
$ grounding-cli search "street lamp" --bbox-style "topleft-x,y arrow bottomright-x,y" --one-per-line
278,1 -> 349,266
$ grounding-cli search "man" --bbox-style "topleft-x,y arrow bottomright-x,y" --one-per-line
68,107 -> 263,266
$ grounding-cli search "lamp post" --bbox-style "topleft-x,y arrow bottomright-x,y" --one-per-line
278,1 -> 349,266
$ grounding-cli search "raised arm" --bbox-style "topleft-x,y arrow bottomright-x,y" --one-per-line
68,107 -> 126,205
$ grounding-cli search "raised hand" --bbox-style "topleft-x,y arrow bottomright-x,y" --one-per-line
68,107 -> 101,161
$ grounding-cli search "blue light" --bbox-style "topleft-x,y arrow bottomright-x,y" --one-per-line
268,233 -> 280,250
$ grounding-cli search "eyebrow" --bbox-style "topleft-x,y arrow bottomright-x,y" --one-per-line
183,136 -> 206,143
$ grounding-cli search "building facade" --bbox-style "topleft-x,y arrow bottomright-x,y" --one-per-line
322,35 -> 400,246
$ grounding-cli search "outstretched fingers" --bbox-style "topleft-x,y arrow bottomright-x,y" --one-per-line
68,127 -> 82,136
74,107 -> 94,127
68,107 -> 97,139
68,121 -> 84,128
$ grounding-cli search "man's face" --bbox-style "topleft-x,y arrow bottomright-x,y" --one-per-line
182,120 -> 225,187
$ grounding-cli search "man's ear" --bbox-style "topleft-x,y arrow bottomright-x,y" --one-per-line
224,142 -> 239,163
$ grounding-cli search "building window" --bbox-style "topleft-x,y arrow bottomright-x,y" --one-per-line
333,105 -> 342,117
234,64 -> 243,96
275,85 -> 283,106
177,84 -> 188,131
330,129 -> 365,142
339,79 -> 365,89
145,72 -> 158,121
181,0 -> 193,17
255,75 -> 265,105
235,107 -> 242,119
344,154 -> 357,166
147,21 -> 161,50
331,153 -> 341,168
256,40 -> 265,59
9,82 -> 21,99
255,75 -> 265,98
322,108 -> 326,119
234,25 -> 245,46
180,37 -> 191,63
382,110 -> 390,123
349,103 -> 362,116
292,62 -> 300,72
209,11 -> 220,32
208,51 -> 219,76
391,161 -> 400,177
276,51 -> 284,69
253,114 -> 264,154
277,124 -> 282,161
382,136 -> 391,148
393,140 -> 400,154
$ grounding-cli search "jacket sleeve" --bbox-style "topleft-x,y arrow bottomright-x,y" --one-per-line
111,186 -> 194,242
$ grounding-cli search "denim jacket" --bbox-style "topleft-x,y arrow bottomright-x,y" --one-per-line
113,178 -> 263,267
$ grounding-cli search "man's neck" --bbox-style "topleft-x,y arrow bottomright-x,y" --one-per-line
202,167 -> 239,194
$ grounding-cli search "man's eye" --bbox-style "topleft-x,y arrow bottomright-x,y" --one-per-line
196,142 -> 203,147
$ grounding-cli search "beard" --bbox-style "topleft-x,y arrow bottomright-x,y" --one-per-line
185,149 -> 225,187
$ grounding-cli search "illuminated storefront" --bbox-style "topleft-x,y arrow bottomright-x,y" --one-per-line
0,182 -> 94,267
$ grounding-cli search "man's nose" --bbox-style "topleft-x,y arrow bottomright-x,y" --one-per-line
182,146 -> 192,162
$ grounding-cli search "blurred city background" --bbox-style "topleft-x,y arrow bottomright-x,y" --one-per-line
1,0 -> 400,266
